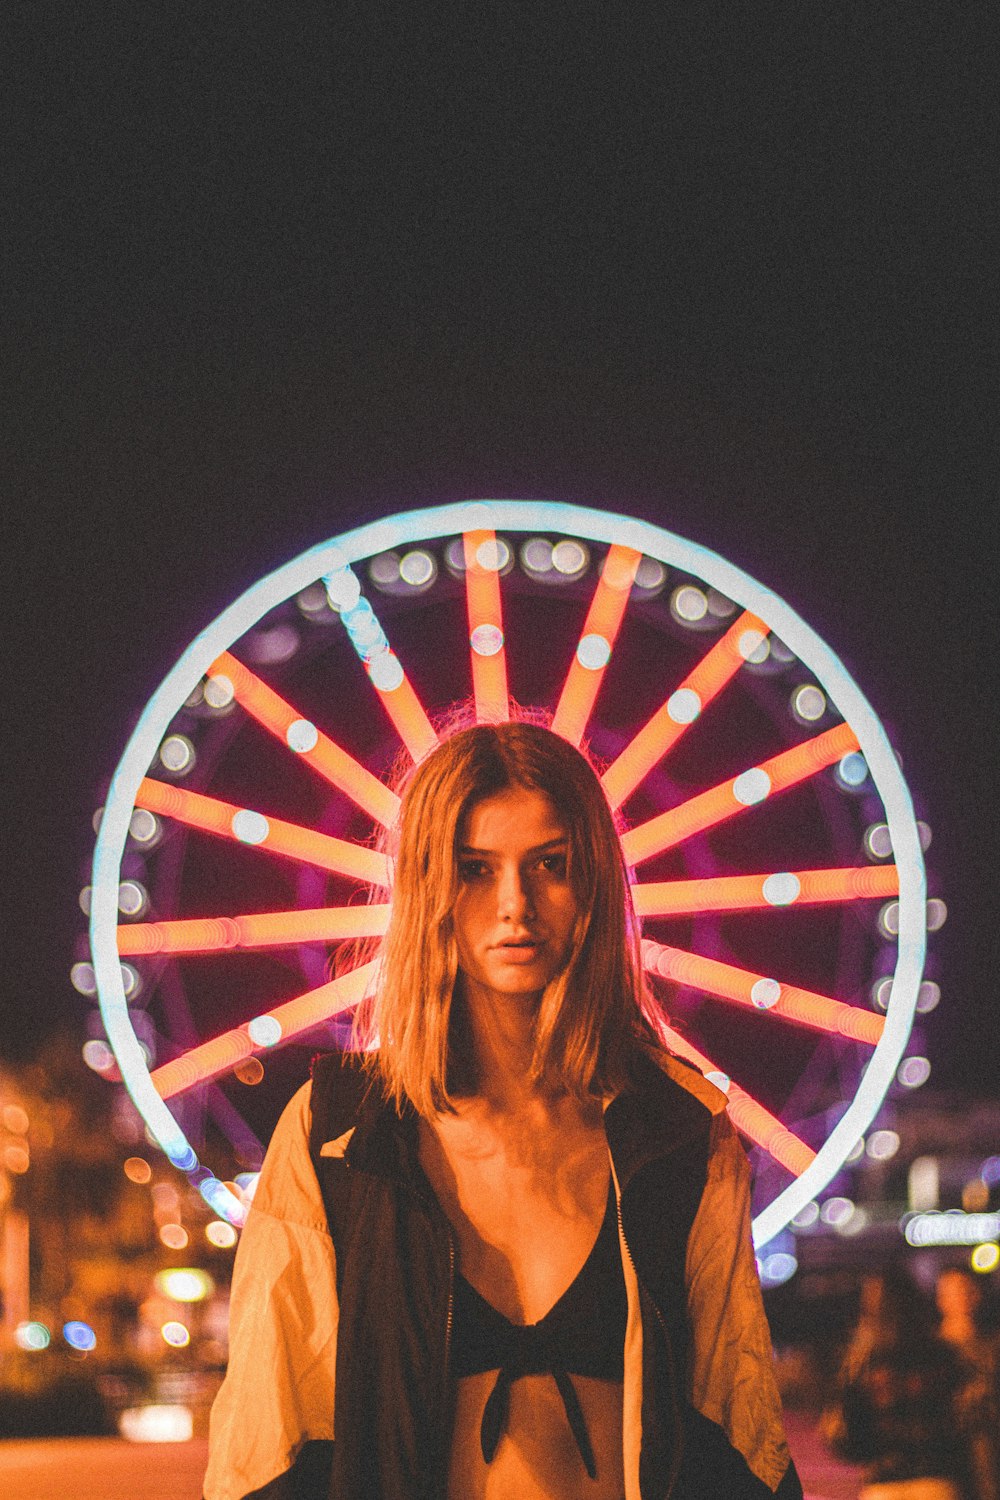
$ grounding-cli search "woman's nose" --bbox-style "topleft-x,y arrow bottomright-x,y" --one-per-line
498,867 -> 534,920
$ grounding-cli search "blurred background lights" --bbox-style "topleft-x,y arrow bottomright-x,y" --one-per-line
865,823 -> 894,860
234,1171 -> 260,1198
475,537 -> 512,573
917,980 -> 941,1014
670,584 -> 708,623
791,684 -> 827,723
247,623 -> 299,664
63,1321 -> 97,1352
323,563 -> 362,612
128,807 -> 161,844
470,623 -> 504,657
551,539 -> 588,577
762,873 -> 801,906
705,1070 -> 731,1093
634,557 -> 667,593
78,886 -> 92,916
667,688 -> 701,725
248,1014 -> 282,1047
577,634 -> 611,670
206,1219 -> 239,1248
791,1201 -> 820,1230
120,1404 -> 193,1443
759,1252 -> 798,1287
871,976 -> 893,1011
971,1243 -> 1000,1274
296,582 -> 332,617
15,1321 -> 51,1351
286,718 -> 318,752
836,751 -> 869,788
898,1055 -> 931,1089
926,898 -> 948,931
917,820 -> 933,850
837,1205 -> 869,1237
234,1056 -> 265,1085
963,1179 -> 990,1212
159,1223 -> 189,1250
739,629 -> 770,664
120,962 -> 141,998
155,1268 -> 214,1303
231,810 -> 269,845
82,1038 -> 116,1074
769,637 -> 796,664
733,768 -> 771,806
705,587 -> 736,618
820,1196 -> 856,1227
444,537 -> 468,575
981,1156 -> 1000,1188
878,901 -> 901,939
3,1144 -> 30,1174
117,880 -> 148,918
399,549 -> 436,588
368,551 -> 401,587
520,537 -> 554,575
749,978 -> 779,1014
844,1137 -> 866,1165
367,651 -> 405,692
866,1129 -> 901,1161
161,1320 -> 190,1348
123,1156 -> 152,1184
70,961 -> 98,996
203,674 -> 235,709
158,735 -> 195,773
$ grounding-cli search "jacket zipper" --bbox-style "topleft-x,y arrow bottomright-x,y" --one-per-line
617,1191 -> 685,1499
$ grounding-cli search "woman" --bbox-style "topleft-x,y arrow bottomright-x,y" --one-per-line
204,720 -> 802,1500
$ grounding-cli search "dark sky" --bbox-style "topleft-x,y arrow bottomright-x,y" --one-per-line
6,9 -> 997,1099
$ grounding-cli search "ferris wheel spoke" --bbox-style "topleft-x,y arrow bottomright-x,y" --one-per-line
651,1016 -> 816,1176
135,778 -> 392,884
150,959 -> 379,1100
323,557 -> 438,762
633,864 -> 899,917
642,939 -> 884,1044
208,651 -> 399,826
621,721 -> 859,865
602,612 -> 769,810
551,545 -> 643,746
464,529 -> 510,723
117,903 -> 392,956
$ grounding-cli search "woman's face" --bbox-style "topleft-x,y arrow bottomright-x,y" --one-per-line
452,786 -> 580,1011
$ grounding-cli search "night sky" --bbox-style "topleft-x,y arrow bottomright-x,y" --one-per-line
7,10 -> 996,1104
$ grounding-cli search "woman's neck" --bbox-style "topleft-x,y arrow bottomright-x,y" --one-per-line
456,985 -> 551,1114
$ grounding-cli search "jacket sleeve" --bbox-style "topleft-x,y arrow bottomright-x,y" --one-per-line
203,1082 -> 339,1500
684,1112 -> 801,1497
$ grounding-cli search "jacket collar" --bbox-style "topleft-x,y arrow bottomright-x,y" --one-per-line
339,1047 -> 717,1194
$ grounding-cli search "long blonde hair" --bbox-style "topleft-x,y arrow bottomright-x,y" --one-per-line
351,716 -> 662,1115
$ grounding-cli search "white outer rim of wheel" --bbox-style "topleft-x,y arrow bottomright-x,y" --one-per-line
91,499 -> 926,1244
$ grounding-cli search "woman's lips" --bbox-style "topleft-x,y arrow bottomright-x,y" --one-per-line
492,940 -> 543,963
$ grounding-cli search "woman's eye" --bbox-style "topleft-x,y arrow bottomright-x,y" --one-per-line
459,860 -> 489,882
538,853 -> 567,876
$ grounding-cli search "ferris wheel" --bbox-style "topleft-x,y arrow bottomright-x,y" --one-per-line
85,499 -> 931,1250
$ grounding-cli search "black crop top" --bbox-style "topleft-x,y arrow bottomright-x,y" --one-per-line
450,1181 -> 628,1478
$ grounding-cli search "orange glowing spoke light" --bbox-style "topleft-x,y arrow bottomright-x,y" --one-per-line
150,961 -> 379,1100
633,864 -> 899,918
621,721 -> 860,866
642,938 -> 885,1045
463,530 -> 510,723
652,1015 -> 816,1177
551,545 -> 642,746
209,652 -> 398,827
602,611 -> 769,810
117,903 -> 392,956
134,778 -> 391,885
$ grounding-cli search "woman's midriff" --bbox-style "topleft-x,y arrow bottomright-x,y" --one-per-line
447,1371 -> 625,1500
